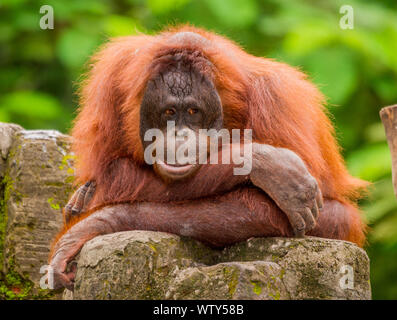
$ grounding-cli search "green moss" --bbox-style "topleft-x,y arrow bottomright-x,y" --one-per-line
224,267 -> 239,297
251,281 -> 262,296
0,258 -> 54,300
47,197 -> 60,210
279,268 -> 285,280
60,154 -> 75,168
265,278 -> 282,300
1,173 -> 24,207
65,176 -> 74,184
295,268 -> 329,298
0,174 -> 13,268
58,154 -> 75,174
57,153 -> 76,187
269,289 -> 281,300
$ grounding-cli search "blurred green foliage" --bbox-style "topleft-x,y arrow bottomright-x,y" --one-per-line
1,0 -> 397,299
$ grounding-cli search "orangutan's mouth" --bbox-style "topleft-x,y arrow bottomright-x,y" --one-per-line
156,159 -> 199,179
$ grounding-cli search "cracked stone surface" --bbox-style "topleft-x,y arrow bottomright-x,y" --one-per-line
64,231 -> 371,300
0,123 -> 74,297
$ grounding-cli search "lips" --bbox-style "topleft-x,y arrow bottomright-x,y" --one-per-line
156,159 -> 195,176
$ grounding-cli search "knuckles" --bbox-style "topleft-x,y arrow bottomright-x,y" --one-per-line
49,253 -> 76,290
250,144 -> 323,236
52,267 -> 75,291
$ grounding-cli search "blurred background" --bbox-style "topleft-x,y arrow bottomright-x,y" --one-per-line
0,0 -> 396,299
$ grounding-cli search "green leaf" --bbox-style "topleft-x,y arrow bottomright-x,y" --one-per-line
1,0 -> 30,8
0,109 -> 11,123
13,9 -> 39,32
148,0 -> 190,15
302,47 -> 358,105
363,178 -> 397,223
203,0 -> 257,28
56,29 -> 100,69
17,34 -> 54,62
370,212 -> 397,244
45,0 -> 109,21
0,23 -> 16,43
347,143 -> 392,181
364,122 -> 386,144
0,91 -> 63,120
282,20 -> 336,55
104,15 -> 142,37
373,77 -> 397,103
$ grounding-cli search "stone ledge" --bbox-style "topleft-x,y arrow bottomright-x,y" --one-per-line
64,231 -> 371,300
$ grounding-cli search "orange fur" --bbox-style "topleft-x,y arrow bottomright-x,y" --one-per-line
61,25 -> 367,248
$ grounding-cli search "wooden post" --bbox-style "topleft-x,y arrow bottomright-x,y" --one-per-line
380,104 -> 397,198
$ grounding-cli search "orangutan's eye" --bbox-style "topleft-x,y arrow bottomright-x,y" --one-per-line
187,108 -> 199,115
164,108 -> 176,116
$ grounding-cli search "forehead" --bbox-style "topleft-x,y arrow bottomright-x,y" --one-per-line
147,59 -> 213,103
149,48 -> 213,85
162,65 -> 193,98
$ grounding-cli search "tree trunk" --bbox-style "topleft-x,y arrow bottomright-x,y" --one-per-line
380,104 -> 397,198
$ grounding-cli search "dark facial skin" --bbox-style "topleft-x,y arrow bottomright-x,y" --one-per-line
140,61 -> 223,181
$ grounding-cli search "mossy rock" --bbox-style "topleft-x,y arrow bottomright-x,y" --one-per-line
65,231 -> 371,300
0,123 -> 74,299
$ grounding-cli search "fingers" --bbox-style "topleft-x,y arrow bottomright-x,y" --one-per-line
65,271 -> 76,289
303,207 -> 316,231
72,183 -> 90,214
311,202 -> 319,220
305,181 -> 323,226
64,188 -> 79,220
51,268 -> 75,291
285,211 -> 306,238
286,206 -> 317,238
64,181 -> 96,223
281,181 -> 324,238
311,185 -> 323,222
50,259 -> 77,290
315,186 -> 324,210
296,186 -> 321,235
49,249 -> 77,290
286,184 -> 323,236
83,181 -> 96,209
59,272 -> 74,291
